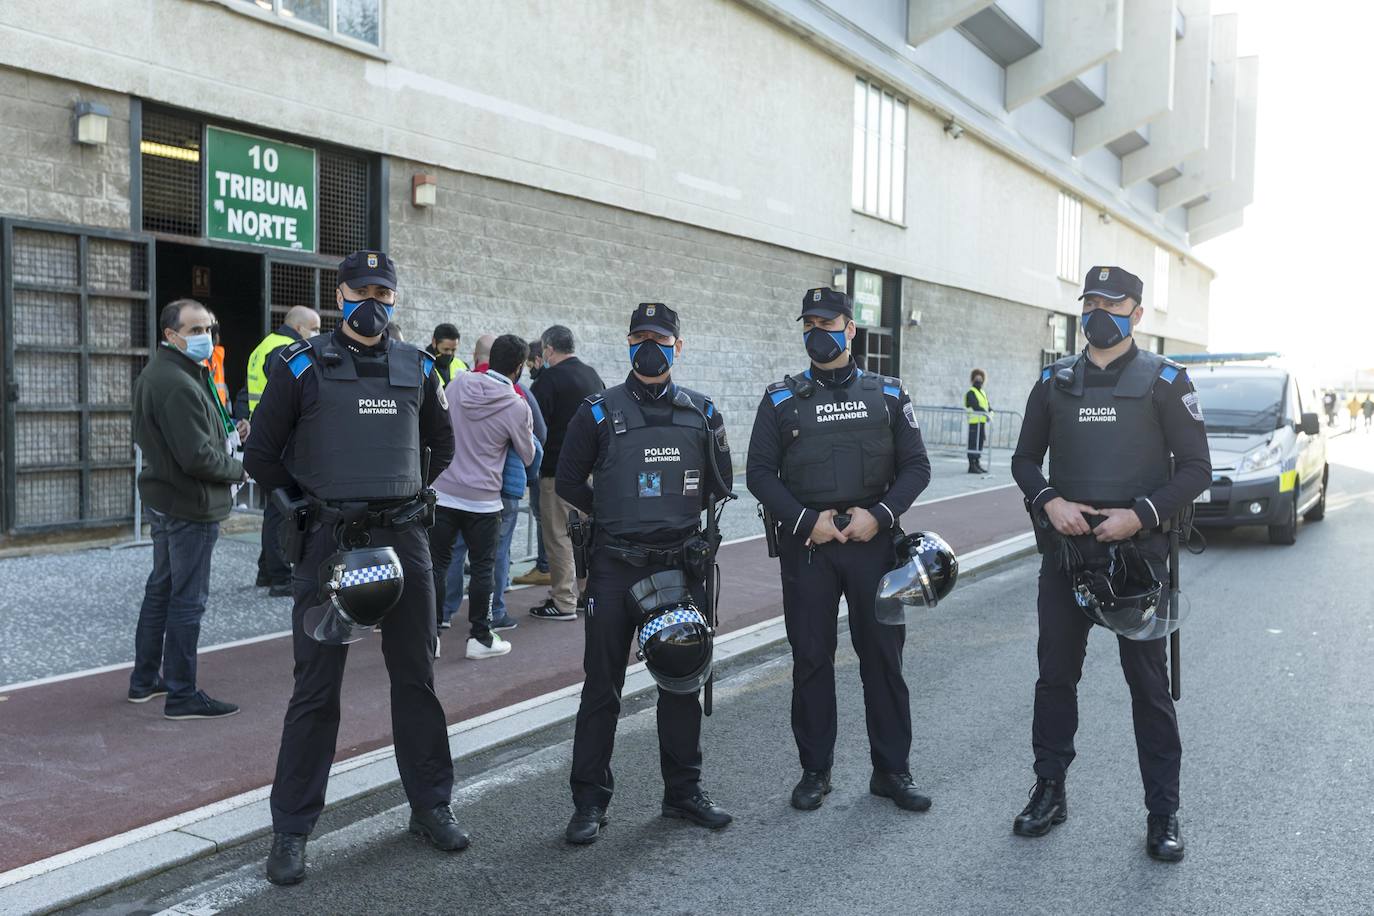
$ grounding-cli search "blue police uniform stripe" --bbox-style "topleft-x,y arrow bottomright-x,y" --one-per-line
883,384 -> 900,399
288,352 -> 312,378
421,355 -> 435,378
705,402 -> 715,418
1159,365 -> 1180,384
1042,367 -> 1053,383
591,402 -> 606,424
769,389 -> 793,406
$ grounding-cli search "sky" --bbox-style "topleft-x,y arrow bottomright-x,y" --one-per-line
1193,1 -> 1373,386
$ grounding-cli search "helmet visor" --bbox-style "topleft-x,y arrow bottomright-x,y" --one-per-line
875,555 -> 936,626
303,595 -> 375,646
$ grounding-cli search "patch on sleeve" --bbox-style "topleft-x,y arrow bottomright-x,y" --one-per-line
903,401 -> 919,429
1181,390 -> 1204,422
715,425 -> 729,452
435,378 -> 448,411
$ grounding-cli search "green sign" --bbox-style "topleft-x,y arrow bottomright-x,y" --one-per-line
205,126 -> 316,252
853,270 -> 883,327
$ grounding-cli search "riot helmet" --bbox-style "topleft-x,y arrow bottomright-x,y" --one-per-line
1071,539 -> 1180,640
302,546 -> 405,645
630,569 -> 713,694
875,531 -> 959,626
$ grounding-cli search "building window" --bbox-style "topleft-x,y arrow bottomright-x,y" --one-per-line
1153,245 -> 1171,313
1056,192 -> 1082,282
1043,313 -> 1077,366
239,0 -> 382,47
852,79 -> 907,224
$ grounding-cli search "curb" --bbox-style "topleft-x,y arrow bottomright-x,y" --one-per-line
0,532 -> 1036,915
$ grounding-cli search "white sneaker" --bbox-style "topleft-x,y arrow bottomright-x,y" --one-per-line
466,634 -> 512,659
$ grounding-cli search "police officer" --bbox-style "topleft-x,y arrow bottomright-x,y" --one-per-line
746,287 -> 932,813
243,251 -> 464,885
1009,265 -> 1210,862
556,302 -> 734,844
245,305 -> 321,596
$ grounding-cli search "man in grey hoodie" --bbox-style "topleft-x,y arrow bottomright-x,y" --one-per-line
431,335 -> 537,659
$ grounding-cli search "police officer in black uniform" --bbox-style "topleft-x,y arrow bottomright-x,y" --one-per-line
556,302 -> 734,844
746,287 -> 932,813
1009,265 -> 1210,862
244,251 -> 466,885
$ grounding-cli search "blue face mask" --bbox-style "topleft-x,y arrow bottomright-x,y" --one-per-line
180,332 -> 214,363
629,340 -> 674,377
1080,309 -> 1132,349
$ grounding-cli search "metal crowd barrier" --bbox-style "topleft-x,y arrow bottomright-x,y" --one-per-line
908,405 -> 1023,468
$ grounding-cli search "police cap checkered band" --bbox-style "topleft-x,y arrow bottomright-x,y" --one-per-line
339,563 -> 401,589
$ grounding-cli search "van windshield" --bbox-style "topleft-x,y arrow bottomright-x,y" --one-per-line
1190,374 -> 1285,434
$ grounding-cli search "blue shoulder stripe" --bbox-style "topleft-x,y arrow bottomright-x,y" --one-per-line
882,384 -> 900,399
705,401 -> 715,418
1159,365 -> 1180,384
287,352 -> 312,379
1041,367 -> 1053,383
769,389 -> 793,407
590,402 -> 606,424
421,354 -> 435,378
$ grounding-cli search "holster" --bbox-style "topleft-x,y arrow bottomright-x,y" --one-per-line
272,488 -> 314,566
568,510 -> 592,580
758,503 -> 780,558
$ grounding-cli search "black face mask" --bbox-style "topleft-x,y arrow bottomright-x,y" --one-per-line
973,379 -> 984,389
528,365 -> 541,381
629,340 -> 674,377
342,297 -> 393,337
434,353 -> 454,374
1080,309 -> 1132,349
804,326 -> 847,364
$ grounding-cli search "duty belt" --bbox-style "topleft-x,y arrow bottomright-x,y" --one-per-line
600,533 -> 697,569
309,493 -> 433,532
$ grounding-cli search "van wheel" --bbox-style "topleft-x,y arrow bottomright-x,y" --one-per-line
1268,492 -> 1298,545
1303,467 -> 1328,522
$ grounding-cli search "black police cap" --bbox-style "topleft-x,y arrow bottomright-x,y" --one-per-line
1079,266 -> 1144,303
629,302 -> 679,338
798,287 -> 852,321
338,250 -> 398,291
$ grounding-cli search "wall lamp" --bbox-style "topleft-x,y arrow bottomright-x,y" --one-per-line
943,119 -> 964,139
831,265 -> 847,291
412,173 -> 437,208
72,101 -> 111,146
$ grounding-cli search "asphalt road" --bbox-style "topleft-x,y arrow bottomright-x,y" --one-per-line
69,434 -> 1374,916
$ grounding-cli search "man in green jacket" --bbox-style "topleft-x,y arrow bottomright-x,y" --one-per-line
129,298 -> 246,720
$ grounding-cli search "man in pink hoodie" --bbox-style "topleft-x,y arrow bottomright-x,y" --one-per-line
430,335 -> 536,659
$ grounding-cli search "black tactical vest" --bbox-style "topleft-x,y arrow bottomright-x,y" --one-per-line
591,384 -> 709,542
284,334 -> 426,502
1047,349 -> 1174,507
778,370 -> 895,510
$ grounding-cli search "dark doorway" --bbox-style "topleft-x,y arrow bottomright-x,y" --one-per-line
155,242 -> 263,410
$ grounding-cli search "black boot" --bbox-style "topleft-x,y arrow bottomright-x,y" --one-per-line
265,832 -> 307,886
967,457 -> 980,474
1013,778 -> 1067,837
565,805 -> 608,845
1147,814 -> 1185,862
662,790 -> 733,829
408,802 -> 471,852
790,769 -> 832,811
869,771 -> 931,812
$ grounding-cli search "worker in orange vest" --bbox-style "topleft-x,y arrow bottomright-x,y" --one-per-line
206,315 -> 230,408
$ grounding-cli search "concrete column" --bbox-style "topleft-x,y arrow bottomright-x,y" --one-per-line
1156,14 -> 1239,211
907,0 -> 997,47
1187,56 -> 1257,232
1005,0 -> 1123,111
1073,0 -> 1176,156
1121,0 -> 1213,185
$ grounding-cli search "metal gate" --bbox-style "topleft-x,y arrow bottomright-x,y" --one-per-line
1,220 -> 155,533
265,257 -> 345,335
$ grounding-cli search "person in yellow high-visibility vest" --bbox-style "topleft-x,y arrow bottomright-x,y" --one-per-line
966,368 -> 991,474
244,305 -> 320,594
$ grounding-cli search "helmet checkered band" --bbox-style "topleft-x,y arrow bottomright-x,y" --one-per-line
638,607 -> 706,649
339,563 -> 401,589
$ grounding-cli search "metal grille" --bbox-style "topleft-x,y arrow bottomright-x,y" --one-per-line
141,109 -> 203,237
2,221 -> 154,533
319,149 -> 370,257
269,262 -> 343,333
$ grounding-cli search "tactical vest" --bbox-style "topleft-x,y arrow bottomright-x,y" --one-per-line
245,330 -> 295,415
777,370 -> 895,510
590,384 -> 710,542
1046,349 -> 1176,507
283,334 -> 428,502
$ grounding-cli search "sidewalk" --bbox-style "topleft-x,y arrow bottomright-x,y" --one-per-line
0,460 -> 1027,879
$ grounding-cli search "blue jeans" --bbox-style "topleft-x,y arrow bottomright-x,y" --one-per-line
529,482 -> 548,573
490,497 -> 522,620
442,530 -> 467,621
131,512 -> 219,704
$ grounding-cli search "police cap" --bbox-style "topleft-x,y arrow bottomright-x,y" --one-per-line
338,250 -> 398,291
1079,266 -> 1143,304
629,302 -> 679,338
798,287 -> 852,322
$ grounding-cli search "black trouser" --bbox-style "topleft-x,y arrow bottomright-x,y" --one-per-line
269,521 -> 453,835
778,529 -> 911,774
967,422 -> 987,463
258,488 -> 292,586
1032,553 -> 1181,816
430,506 -> 501,644
569,551 -> 704,809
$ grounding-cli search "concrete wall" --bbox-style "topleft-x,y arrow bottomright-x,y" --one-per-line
0,66 -> 130,229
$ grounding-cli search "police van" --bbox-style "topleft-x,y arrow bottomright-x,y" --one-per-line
1173,354 -> 1328,545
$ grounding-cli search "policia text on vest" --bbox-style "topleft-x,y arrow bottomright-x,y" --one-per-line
242,250 -> 468,885
746,287 -> 935,815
